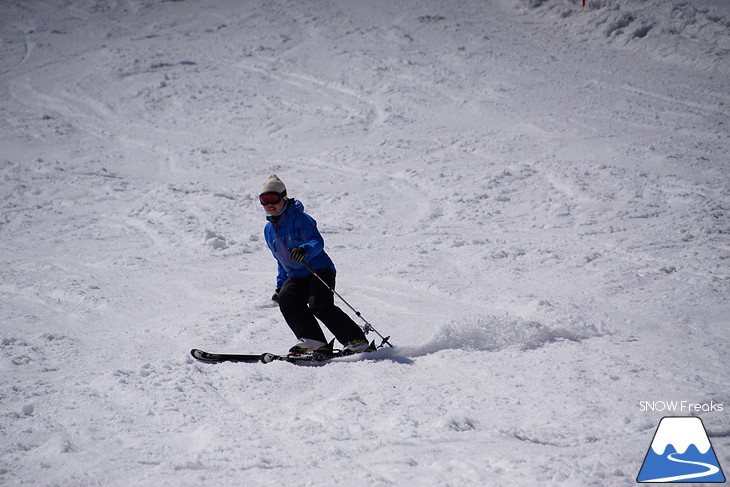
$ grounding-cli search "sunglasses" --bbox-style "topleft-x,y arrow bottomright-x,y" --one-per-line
259,192 -> 285,206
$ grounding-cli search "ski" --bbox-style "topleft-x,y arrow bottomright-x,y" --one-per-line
190,349 -> 271,364
190,348 -> 329,364
190,340 -> 378,365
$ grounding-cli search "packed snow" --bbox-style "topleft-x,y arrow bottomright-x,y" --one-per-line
1,0 -> 729,485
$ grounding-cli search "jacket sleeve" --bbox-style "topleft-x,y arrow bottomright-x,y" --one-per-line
276,261 -> 288,289
295,214 -> 325,262
265,223 -> 289,288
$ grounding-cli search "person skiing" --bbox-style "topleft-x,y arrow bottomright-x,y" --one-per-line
259,174 -> 370,355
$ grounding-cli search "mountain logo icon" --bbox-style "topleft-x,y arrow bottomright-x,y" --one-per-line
637,416 -> 726,483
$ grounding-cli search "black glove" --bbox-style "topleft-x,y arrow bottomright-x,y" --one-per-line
272,288 -> 280,303
289,247 -> 307,263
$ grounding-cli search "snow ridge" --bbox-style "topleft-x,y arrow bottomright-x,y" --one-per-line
521,0 -> 730,72
405,314 -> 601,357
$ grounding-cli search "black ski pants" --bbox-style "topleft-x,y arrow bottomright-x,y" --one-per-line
278,268 -> 366,345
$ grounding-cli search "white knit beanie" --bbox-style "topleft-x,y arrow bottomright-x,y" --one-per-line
260,174 -> 287,196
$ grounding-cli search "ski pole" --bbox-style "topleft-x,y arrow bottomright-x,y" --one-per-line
299,260 -> 393,348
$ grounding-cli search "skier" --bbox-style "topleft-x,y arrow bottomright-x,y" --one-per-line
259,174 -> 370,355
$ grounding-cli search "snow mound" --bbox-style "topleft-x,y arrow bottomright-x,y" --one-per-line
406,314 -> 602,357
204,229 -> 230,250
522,0 -> 730,72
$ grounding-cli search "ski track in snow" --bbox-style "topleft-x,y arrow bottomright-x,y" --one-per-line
1,0 -> 729,485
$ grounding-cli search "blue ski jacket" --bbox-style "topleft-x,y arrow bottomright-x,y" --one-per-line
264,199 -> 335,289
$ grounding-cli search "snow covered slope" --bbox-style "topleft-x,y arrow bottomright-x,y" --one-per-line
1,0 -> 728,485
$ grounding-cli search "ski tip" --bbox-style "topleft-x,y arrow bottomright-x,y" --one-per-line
190,348 -> 217,363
